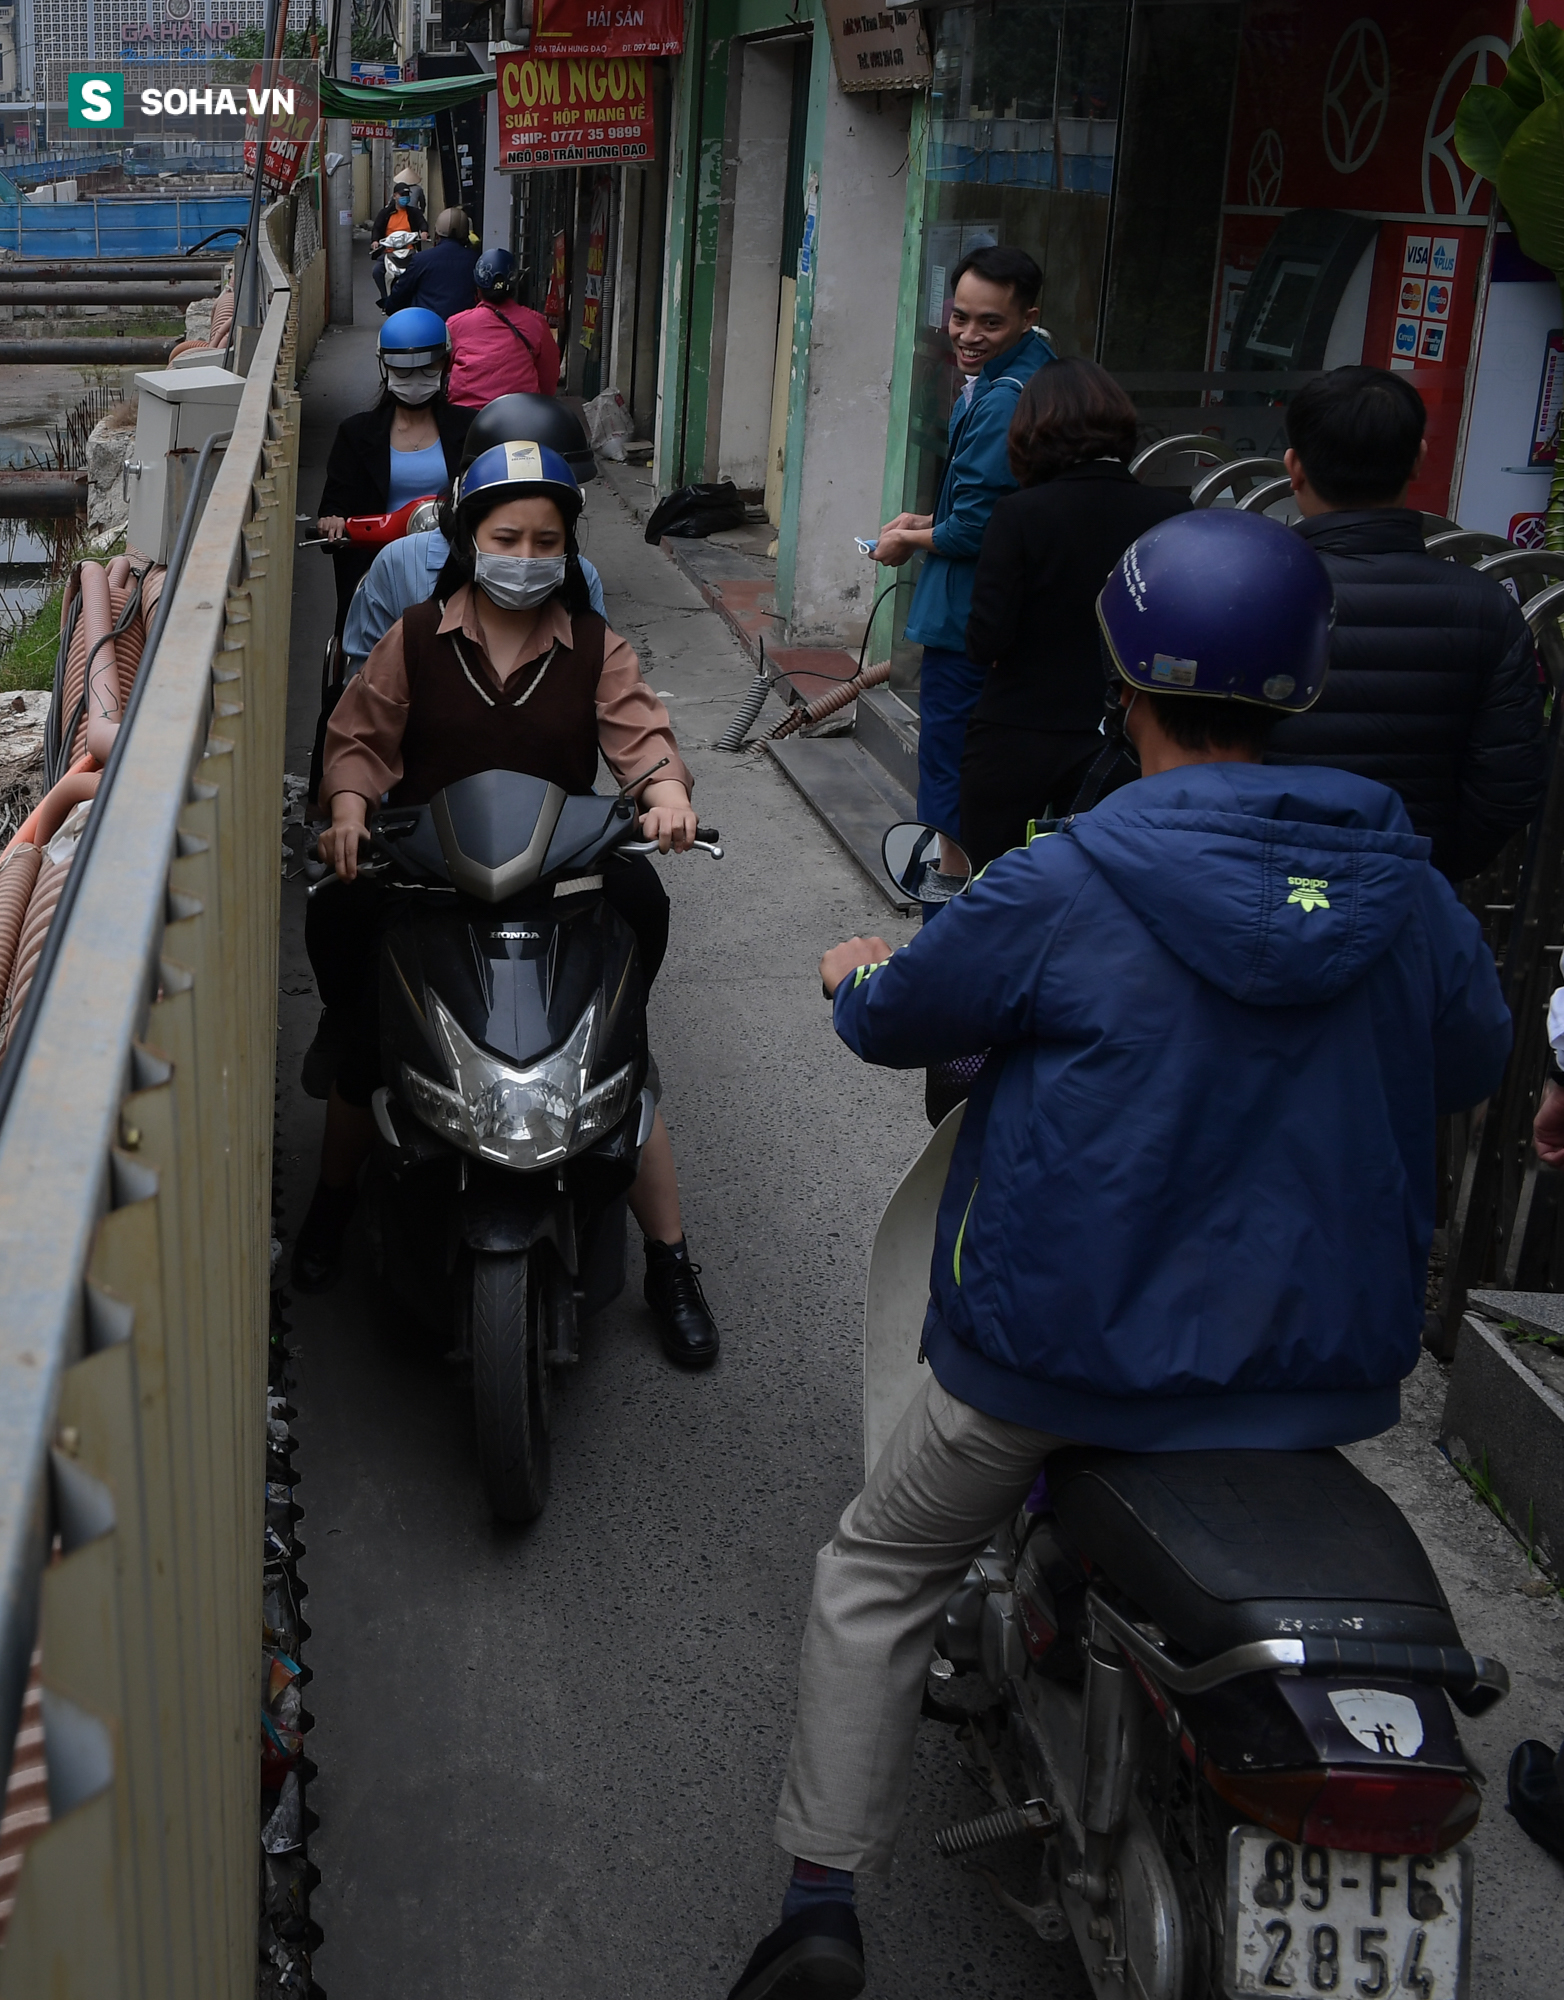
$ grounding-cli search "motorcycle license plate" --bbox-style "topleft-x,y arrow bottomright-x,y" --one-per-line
1224,1828 -> 1470,1997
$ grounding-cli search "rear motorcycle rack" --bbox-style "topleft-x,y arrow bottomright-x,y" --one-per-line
1089,1591 -> 1510,1715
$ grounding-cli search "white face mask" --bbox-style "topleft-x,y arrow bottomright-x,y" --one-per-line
386,365 -> 443,406
473,551 -> 567,610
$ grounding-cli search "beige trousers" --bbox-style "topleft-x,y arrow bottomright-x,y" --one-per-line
774,1375 -> 1071,1874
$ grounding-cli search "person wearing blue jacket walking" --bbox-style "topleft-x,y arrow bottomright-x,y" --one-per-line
873,246 -> 1054,842
723,510 -> 1513,2000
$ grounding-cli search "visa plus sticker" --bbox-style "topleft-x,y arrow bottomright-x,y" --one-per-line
1423,280 -> 1451,321
1398,277 -> 1426,315
1403,235 -> 1431,275
1392,317 -> 1420,360
1419,322 -> 1448,362
1430,236 -> 1460,279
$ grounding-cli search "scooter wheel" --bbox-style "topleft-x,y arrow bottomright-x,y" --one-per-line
466,1247 -> 552,1523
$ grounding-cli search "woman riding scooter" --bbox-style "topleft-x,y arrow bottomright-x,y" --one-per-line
446,247 -> 561,408
294,439 -> 720,1368
315,307 -> 474,639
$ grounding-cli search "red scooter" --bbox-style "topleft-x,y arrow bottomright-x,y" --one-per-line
298,494 -> 444,803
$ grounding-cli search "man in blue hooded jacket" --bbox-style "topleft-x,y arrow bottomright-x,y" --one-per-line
874,246 -> 1054,843
723,510 -> 1513,2000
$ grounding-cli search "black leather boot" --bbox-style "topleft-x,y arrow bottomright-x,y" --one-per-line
643,1236 -> 720,1368
289,1181 -> 357,1294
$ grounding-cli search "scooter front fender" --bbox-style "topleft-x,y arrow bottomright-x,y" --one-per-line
455,1176 -> 576,1271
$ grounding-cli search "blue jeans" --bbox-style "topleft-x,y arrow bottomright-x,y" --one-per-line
915,646 -> 987,840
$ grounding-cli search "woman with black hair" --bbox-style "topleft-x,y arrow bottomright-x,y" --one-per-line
295,440 -> 721,1368
959,356 -> 1190,870
315,307 -> 474,638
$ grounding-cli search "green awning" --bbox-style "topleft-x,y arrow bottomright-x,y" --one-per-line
318,72 -> 496,119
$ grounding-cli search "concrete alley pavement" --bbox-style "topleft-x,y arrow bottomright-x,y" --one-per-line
276,295 -> 1563,1999
277,288 -> 1093,2000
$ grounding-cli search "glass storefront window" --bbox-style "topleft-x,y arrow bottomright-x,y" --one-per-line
1100,0 -> 1508,511
886,0 -> 1519,693
891,1 -> 1130,688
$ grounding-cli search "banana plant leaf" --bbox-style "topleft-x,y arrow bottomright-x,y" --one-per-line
1497,91 -> 1564,275
1520,6 -> 1564,99
1455,83 -> 1526,180
317,71 -> 496,118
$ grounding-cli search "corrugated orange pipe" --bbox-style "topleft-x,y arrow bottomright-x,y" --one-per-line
0,844 -> 41,1001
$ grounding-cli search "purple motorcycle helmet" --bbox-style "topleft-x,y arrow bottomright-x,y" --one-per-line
1097,509 -> 1334,713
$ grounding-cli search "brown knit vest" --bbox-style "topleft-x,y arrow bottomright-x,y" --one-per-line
392,598 -> 607,806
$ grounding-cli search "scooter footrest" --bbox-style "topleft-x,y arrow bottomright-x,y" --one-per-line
933,1799 -> 1055,1859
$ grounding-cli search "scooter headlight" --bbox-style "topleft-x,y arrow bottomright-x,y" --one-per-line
400,992 -> 610,1169
405,498 -> 442,534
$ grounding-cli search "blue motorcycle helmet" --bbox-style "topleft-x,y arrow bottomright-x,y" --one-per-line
1098,510 -> 1333,713
473,246 -> 518,302
377,307 -> 450,393
454,440 -> 584,528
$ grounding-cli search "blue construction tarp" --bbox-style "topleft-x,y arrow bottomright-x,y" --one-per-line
0,196 -> 251,258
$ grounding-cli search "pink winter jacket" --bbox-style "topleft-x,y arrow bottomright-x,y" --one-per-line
446,301 -> 562,408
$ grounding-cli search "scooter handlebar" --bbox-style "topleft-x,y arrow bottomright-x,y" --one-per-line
622,827 -> 723,859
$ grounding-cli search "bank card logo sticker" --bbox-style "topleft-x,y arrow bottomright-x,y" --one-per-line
1423,280 -> 1451,321
1402,234 -> 1431,276
1392,318 -> 1420,360
1430,236 -> 1461,279
1419,322 -> 1448,362
1286,875 -> 1331,913
1398,277 -> 1426,316
1511,510 -> 1548,548
1327,1687 -> 1424,1757
68,71 -> 125,127
1150,653 -> 1198,687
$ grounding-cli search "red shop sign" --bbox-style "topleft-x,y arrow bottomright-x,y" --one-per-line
242,62 -> 321,190
527,0 -> 681,57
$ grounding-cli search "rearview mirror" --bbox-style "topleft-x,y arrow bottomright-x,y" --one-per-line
881,822 -> 972,906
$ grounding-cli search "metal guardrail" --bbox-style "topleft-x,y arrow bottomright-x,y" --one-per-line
0,220 -> 299,1995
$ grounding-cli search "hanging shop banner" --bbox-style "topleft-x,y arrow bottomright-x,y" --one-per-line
527,0 -> 682,57
349,59 -> 399,140
496,51 -> 655,168
821,0 -> 931,91
242,61 -> 321,189
579,172 -> 611,351
544,229 -> 568,328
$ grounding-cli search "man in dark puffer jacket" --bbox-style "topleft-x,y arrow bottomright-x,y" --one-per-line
1268,366 -> 1545,880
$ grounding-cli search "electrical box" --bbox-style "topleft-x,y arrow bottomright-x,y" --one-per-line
125,365 -> 246,564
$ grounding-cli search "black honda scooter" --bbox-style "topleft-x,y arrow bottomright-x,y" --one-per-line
348,768 -> 719,1523
871,822 -> 1509,2000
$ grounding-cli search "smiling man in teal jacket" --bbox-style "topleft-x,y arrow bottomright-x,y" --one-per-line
874,245 -> 1054,842
722,510 -> 1512,2000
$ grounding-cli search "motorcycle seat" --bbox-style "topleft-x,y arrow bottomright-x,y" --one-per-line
1048,1447 -> 1463,1663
